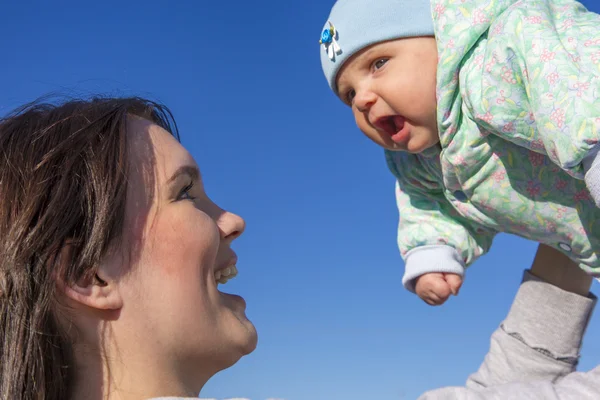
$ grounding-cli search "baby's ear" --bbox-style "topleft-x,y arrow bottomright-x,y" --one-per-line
55,244 -> 123,311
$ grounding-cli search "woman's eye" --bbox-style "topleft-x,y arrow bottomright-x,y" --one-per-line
178,182 -> 195,201
373,58 -> 388,70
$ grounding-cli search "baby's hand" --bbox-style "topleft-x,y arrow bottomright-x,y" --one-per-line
414,272 -> 463,306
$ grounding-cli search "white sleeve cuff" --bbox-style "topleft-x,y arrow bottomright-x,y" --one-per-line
402,245 -> 466,293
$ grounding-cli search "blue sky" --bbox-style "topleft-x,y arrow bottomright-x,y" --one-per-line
3,0 -> 600,399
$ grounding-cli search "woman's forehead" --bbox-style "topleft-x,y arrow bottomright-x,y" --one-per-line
127,117 -> 197,183
122,118 -> 198,240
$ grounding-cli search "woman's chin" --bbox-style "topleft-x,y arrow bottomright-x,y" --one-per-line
219,290 -> 258,355
219,324 -> 257,373
234,308 -> 258,356
238,322 -> 258,355
206,315 -> 257,377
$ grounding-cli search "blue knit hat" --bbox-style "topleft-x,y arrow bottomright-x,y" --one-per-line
319,0 -> 434,95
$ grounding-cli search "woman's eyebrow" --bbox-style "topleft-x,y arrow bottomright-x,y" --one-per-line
167,165 -> 201,184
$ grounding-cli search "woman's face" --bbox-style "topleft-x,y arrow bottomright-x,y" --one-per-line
115,117 -> 257,379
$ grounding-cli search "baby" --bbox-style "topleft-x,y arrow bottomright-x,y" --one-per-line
319,0 -> 600,305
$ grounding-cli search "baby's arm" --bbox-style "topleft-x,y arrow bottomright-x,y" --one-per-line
395,178 -> 491,301
387,152 -> 497,303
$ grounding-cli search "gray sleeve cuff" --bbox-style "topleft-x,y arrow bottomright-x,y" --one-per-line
582,144 -> 600,172
583,145 -> 600,207
402,245 -> 466,293
502,270 -> 597,361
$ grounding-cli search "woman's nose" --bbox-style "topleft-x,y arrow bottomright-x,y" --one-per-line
218,210 -> 246,242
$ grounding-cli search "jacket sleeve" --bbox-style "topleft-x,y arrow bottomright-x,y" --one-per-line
386,151 -> 497,292
418,271 -> 598,400
465,0 -> 600,180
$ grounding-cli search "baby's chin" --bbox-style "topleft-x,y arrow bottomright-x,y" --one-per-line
406,139 -> 439,154
384,137 -> 439,154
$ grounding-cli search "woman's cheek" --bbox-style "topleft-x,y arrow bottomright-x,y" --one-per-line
150,207 -> 220,278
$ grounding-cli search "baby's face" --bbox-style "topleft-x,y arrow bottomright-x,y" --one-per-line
336,37 -> 439,153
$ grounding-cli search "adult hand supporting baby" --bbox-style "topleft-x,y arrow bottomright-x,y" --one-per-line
530,244 -> 592,297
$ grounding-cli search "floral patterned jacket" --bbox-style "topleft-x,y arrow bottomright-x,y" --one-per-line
388,0 -> 600,291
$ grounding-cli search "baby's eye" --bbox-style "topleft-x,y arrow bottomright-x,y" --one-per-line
373,58 -> 388,71
345,89 -> 356,104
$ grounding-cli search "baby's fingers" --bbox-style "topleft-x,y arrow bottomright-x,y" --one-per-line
444,273 -> 463,296
423,296 -> 442,306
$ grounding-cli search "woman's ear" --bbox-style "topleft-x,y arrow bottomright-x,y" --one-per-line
55,244 -> 123,311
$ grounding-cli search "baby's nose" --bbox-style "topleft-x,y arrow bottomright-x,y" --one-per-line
354,89 -> 376,113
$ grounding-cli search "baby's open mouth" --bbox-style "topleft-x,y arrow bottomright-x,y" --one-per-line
374,115 -> 405,136
373,115 -> 409,144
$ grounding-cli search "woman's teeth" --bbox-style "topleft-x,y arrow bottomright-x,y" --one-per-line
215,265 -> 238,285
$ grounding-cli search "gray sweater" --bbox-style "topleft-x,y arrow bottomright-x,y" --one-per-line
152,271 -> 599,400
419,271 -> 599,399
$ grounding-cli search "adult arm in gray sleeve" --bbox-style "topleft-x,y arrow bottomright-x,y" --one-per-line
418,270 -> 598,400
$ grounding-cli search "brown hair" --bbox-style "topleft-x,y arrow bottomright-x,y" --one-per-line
0,96 -> 179,400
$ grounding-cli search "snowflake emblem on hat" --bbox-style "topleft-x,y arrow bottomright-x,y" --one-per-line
319,21 -> 341,60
